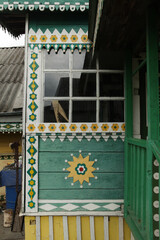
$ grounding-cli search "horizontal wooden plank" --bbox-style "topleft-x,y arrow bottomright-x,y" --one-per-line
39,189 -> 124,200
39,138 -> 124,152
39,173 -> 124,189
38,152 -> 124,173
127,138 -> 146,148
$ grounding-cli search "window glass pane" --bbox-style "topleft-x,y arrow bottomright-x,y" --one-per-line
73,49 -> 86,69
45,49 -> 69,69
73,49 -> 96,69
44,101 -> 69,123
100,73 -> 124,96
45,73 -> 69,97
100,101 -> 124,122
72,101 -> 96,122
73,73 -> 96,96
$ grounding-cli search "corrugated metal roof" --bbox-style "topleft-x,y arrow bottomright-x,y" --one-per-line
0,47 -> 24,113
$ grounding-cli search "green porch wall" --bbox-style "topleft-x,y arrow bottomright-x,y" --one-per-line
38,137 -> 124,200
29,11 -> 88,33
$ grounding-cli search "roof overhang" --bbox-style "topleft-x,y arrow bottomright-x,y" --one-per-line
89,0 -> 160,54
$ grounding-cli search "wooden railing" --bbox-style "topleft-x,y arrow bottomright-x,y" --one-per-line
125,138 -> 160,240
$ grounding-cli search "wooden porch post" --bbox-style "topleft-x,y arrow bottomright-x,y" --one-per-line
124,49 -> 133,218
146,5 -> 159,239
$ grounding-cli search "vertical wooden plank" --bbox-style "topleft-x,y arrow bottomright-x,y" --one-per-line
63,216 -> 69,240
68,216 -> 77,240
129,145 -> 133,209
90,216 -> 95,240
124,49 -> 133,218
146,145 -> 153,240
53,216 -> 64,240
49,216 -> 54,240
109,217 -> 119,240
94,217 -> 104,240
123,219 -> 131,240
140,148 -> 145,229
136,147 -> 140,219
104,217 -> 109,240
146,6 -> 159,141
133,146 -> 137,213
119,217 -> 124,240
124,49 -> 133,138
131,232 -> 135,240
25,216 -> 36,240
41,216 -> 49,240
36,216 -> 40,240
146,6 -> 159,239
76,216 -> 82,240
81,216 -> 91,240
143,149 -> 147,228
139,65 -> 147,139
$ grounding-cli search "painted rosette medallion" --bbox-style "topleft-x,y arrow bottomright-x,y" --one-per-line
66,153 -> 97,187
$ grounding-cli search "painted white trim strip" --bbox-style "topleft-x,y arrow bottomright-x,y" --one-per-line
0,2 -> 89,11
63,216 -> 69,240
49,216 -> 53,240
76,216 -> 81,240
119,217 -> 124,240
131,233 -> 135,240
90,216 -> 95,240
36,216 -> 41,240
104,216 -> 109,240
39,199 -> 124,204
20,211 -> 124,217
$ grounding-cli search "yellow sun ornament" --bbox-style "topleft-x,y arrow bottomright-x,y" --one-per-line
66,154 -> 96,186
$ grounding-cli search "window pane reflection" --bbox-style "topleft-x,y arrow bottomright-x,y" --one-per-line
100,101 -> 124,122
73,49 -> 86,69
45,73 -> 69,97
45,49 -> 69,69
73,49 -> 95,69
72,101 -> 96,122
100,74 -> 124,97
73,73 -> 96,96
44,101 -> 69,123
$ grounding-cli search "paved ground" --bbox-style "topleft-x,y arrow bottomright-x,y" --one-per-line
0,211 -> 25,240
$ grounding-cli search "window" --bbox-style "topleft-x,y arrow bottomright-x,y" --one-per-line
43,49 -> 124,123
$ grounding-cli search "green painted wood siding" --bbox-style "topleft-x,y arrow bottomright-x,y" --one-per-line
29,12 -> 88,33
38,137 -> 124,200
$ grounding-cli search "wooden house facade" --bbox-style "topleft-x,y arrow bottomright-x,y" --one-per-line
0,0 -> 159,239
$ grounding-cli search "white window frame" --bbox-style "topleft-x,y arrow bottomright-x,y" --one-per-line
42,49 -> 125,123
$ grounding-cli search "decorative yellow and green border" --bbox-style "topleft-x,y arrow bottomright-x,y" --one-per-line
28,28 -> 92,52
26,135 -> 38,212
0,155 -> 15,160
0,2 -> 89,12
0,123 -> 22,133
26,122 -> 125,133
27,48 -> 42,123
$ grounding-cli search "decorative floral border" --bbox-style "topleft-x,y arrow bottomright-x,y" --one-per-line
26,135 -> 38,212
0,2 -> 89,12
26,122 -> 125,133
0,123 -> 22,133
28,28 -> 92,52
27,50 -> 41,123
0,155 -> 15,160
